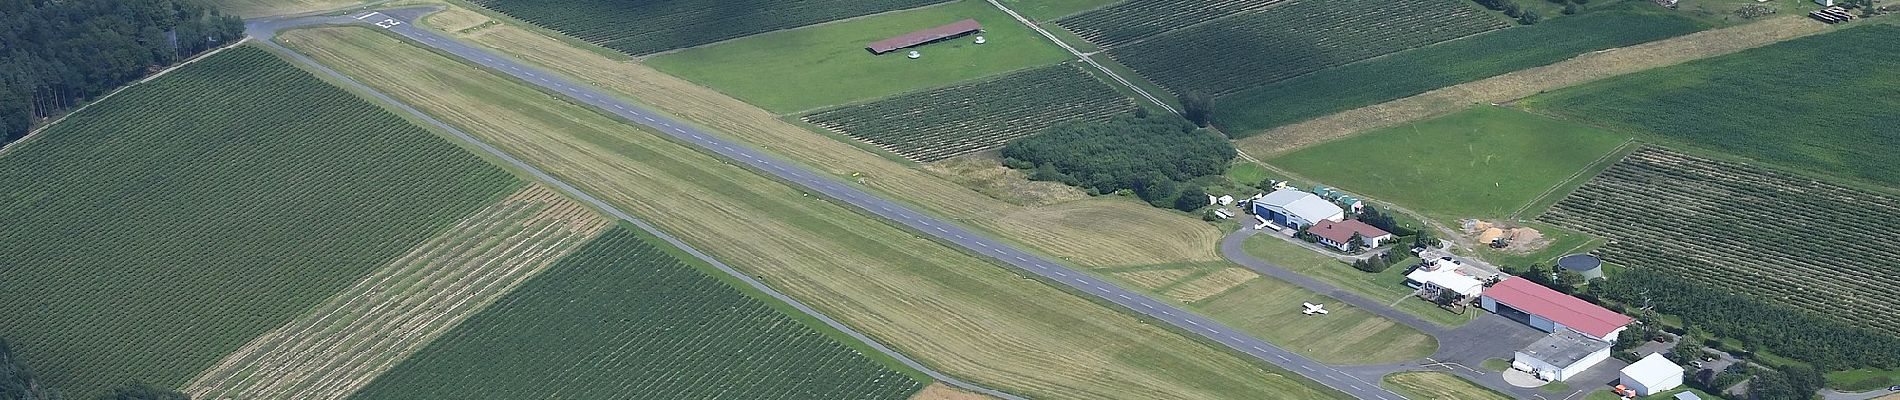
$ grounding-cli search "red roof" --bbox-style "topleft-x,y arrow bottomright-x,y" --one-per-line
1486,278 -> 1634,338
1304,219 -> 1391,244
867,19 -> 982,54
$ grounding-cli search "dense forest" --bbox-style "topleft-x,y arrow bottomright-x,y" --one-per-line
1,0 -> 245,145
1589,268 -> 1900,370
1000,112 -> 1236,211
2,340 -> 60,400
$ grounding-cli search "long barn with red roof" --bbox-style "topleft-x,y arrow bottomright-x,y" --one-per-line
1481,277 -> 1634,342
866,19 -> 982,54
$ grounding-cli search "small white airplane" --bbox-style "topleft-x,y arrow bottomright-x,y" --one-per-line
1302,302 -> 1329,315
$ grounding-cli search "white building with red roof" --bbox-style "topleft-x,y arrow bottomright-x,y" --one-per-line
1481,277 -> 1634,341
1304,219 -> 1393,251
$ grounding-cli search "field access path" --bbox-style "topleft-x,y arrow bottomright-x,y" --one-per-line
251,8 -> 1407,400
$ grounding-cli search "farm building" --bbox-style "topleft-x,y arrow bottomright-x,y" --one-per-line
1619,352 -> 1685,396
1305,219 -> 1393,251
1405,259 -> 1485,299
1481,277 -> 1634,342
866,19 -> 982,54
1514,329 -> 1613,382
1251,189 -> 1345,230
1558,254 -> 1605,280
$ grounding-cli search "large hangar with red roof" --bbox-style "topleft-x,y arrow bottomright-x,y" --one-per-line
1481,277 -> 1634,342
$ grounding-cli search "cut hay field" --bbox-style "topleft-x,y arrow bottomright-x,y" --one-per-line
0,46 -> 519,398
186,185 -> 609,400
645,0 -> 1071,114
1541,147 -> 1900,336
351,226 -> 926,400
1099,262 -> 1439,365
804,63 -> 1135,162
1382,371 -> 1514,400
283,26 -> 1346,400
466,0 -> 950,56
1104,0 -> 1509,98
1214,9 -> 1708,136
1522,24 -> 1900,187
1268,107 -> 1630,224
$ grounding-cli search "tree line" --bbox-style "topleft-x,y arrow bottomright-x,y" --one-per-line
1,0 -> 245,145
1588,268 -> 1900,371
1001,111 -> 1237,211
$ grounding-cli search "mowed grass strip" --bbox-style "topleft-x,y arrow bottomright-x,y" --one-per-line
1541,147 -> 1900,336
1381,371 -> 1514,400
804,63 -> 1136,162
645,0 -> 1072,114
1522,24 -> 1900,186
466,0 -> 948,56
283,26 -> 1344,399
1106,263 -> 1439,365
1107,0 -> 1508,98
1268,107 -> 1629,224
1215,8 -> 1708,136
187,185 -> 610,400
0,45 -> 519,398
1242,236 -> 1475,327
350,226 -> 925,399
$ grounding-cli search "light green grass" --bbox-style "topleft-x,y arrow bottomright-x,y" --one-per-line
1827,368 -> 1900,392
1541,381 -> 1571,393
1268,106 -> 1629,225
1481,358 -> 1511,372
645,0 -> 1071,114
1382,371 -> 1515,400
1224,162 -> 1273,187
999,0 -> 1120,21
1242,236 -> 1477,327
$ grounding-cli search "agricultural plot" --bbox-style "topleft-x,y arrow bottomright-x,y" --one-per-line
644,0 -> 1071,114
187,186 -> 610,400
1107,0 -> 1509,98
466,0 -> 949,56
350,226 -> 925,399
804,63 -> 1136,162
1269,107 -> 1630,224
1052,0 -> 1290,47
1523,24 -> 1900,186
1214,9 -> 1708,136
1541,147 -> 1900,336
0,46 -> 518,398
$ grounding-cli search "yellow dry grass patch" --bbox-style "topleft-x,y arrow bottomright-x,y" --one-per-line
1162,267 -> 1261,303
1381,371 -> 1514,400
279,27 -> 1341,400
909,383 -> 998,400
1109,268 -> 1202,291
210,0 -> 365,17
921,152 -> 1087,206
1236,14 -> 1833,157
424,10 -> 1220,266
185,185 -> 608,399
420,6 -> 494,33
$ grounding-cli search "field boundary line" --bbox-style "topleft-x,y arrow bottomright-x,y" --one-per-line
1507,137 -> 1635,221
253,23 -> 1028,400
983,0 -> 1176,114
0,38 -> 249,158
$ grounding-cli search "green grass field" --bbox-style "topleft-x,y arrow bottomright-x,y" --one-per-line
1268,106 -> 1630,224
1523,24 -> 1900,187
1242,236 -> 1477,327
998,0 -> 1119,20
645,0 -> 1071,114
0,46 -> 519,397
1215,9 -> 1708,136
467,0 -> 948,56
351,226 -> 925,399
1827,368 -> 1900,392
1381,371 -> 1514,400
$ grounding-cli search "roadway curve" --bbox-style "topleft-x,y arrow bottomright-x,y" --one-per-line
251,8 -> 1408,400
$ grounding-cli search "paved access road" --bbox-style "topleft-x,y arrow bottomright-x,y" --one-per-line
253,8 -> 1409,400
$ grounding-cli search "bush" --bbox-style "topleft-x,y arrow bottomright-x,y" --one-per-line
1002,112 -> 1236,210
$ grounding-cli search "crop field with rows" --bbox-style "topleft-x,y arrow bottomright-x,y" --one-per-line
466,0 -> 949,56
804,63 -> 1135,162
350,227 -> 924,399
1523,24 -> 1900,186
1541,147 -> 1900,336
1108,0 -> 1508,98
1215,9 -> 1707,136
0,46 -> 519,398
1052,0 -> 1290,48
187,186 -> 610,400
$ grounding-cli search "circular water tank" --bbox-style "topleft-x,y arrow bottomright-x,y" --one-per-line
1557,254 -> 1604,280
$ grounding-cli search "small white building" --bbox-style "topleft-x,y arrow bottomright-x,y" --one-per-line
1620,353 -> 1685,396
1217,195 -> 1235,206
1405,259 -> 1485,299
1250,189 -> 1344,230
1514,329 -> 1613,382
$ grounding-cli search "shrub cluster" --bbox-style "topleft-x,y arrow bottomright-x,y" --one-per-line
1002,112 -> 1236,211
